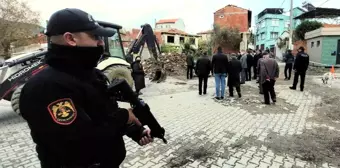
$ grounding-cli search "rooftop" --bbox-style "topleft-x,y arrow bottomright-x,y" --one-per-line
294,7 -> 340,19
156,19 -> 179,24
257,8 -> 284,19
305,27 -> 340,39
214,4 -> 250,14
197,30 -> 213,35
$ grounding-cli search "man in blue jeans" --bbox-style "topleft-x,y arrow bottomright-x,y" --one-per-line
212,47 -> 229,100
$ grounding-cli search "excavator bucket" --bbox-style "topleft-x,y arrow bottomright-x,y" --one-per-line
150,62 -> 166,83
152,69 -> 166,83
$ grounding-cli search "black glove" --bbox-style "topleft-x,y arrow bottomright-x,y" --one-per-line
125,124 -> 145,143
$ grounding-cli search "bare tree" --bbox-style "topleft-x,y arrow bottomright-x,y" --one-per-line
0,0 -> 41,59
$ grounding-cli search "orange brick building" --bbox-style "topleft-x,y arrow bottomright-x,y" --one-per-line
214,5 -> 251,32
213,4 -> 252,53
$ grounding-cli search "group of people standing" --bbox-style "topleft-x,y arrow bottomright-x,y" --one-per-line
192,46 -> 309,105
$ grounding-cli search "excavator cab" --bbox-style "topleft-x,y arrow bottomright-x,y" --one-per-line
97,21 -> 128,61
95,21 -> 134,87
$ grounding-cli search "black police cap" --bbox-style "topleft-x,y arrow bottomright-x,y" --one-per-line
45,8 -> 115,37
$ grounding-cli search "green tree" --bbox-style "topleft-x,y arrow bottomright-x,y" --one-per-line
160,44 -> 179,53
197,40 -> 212,56
181,42 -> 198,59
211,24 -> 242,51
294,20 -> 323,41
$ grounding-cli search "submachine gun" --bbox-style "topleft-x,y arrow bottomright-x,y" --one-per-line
107,79 -> 167,144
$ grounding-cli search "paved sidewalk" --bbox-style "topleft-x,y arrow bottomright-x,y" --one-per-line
0,75 -> 332,168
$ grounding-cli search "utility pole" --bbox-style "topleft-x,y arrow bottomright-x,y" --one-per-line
289,0 -> 294,50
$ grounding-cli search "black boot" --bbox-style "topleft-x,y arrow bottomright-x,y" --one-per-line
238,92 -> 242,98
289,86 -> 296,90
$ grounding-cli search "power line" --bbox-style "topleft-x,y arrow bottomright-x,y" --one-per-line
280,0 -> 287,7
319,0 -> 330,7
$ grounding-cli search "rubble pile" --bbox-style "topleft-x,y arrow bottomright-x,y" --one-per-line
142,53 -> 187,77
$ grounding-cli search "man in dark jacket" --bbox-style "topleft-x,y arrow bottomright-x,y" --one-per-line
212,47 -> 229,99
284,49 -> 294,80
253,50 -> 261,79
246,50 -> 253,81
19,8 -> 153,168
196,52 -> 211,95
186,52 -> 195,79
290,46 -> 309,91
131,56 -> 146,95
227,55 -> 242,98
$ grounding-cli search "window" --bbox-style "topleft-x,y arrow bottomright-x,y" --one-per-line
317,40 -> 320,47
180,37 -> 185,43
256,35 -> 259,41
311,41 -> 314,48
107,29 -> 124,59
272,19 -> 279,26
261,21 -> 265,28
167,36 -> 174,43
261,33 -> 265,40
189,38 -> 195,45
285,20 -> 290,28
270,32 -> 279,39
166,25 -> 170,28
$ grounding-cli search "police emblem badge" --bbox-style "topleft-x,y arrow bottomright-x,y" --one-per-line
47,98 -> 77,125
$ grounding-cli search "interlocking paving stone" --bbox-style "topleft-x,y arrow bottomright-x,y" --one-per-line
0,73 -> 330,167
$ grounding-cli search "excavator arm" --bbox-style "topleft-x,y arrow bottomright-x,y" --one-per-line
127,24 -> 166,82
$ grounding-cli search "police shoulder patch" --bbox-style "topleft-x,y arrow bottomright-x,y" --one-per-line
47,98 -> 77,125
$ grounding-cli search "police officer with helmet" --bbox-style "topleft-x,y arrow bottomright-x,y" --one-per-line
19,8 -> 153,168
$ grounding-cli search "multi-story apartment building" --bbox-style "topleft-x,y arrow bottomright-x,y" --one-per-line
255,8 -> 289,52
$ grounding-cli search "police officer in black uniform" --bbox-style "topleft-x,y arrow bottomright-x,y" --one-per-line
290,46 -> 309,91
19,8 -> 153,168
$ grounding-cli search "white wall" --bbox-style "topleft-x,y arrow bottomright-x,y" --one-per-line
155,19 -> 186,32
162,34 -> 199,49
306,37 -> 323,63
174,19 -> 185,32
198,34 -> 211,41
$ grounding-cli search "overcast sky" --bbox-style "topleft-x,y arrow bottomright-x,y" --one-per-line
28,0 -> 338,34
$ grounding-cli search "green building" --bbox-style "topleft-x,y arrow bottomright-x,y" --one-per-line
255,8 -> 290,51
305,27 -> 340,65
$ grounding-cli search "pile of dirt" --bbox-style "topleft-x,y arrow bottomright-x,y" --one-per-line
307,82 -> 340,129
307,66 -> 329,76
266,128 -> 340,167
142,53 -> 187,77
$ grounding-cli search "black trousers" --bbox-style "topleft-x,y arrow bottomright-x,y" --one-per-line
292,71 -> 306,90
284,63 -> 293,79
198,75 -> 208,94
253,66 -> 257,79
246,67 -> 252,81
229,85 -> 241,97
187,65 -> 193,79
262,80 -> 276,104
